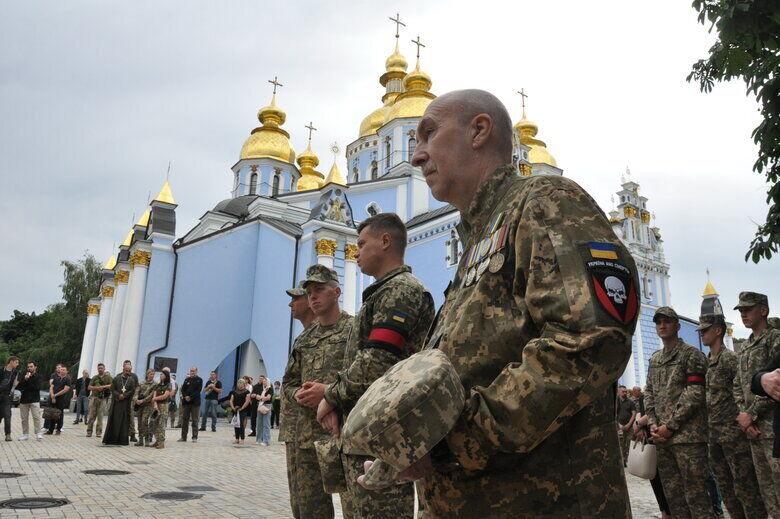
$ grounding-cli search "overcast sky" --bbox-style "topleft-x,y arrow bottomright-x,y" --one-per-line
1,0 -> 778,338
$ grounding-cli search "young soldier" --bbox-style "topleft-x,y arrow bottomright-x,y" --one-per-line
280,281 -> 316,519
134,369 -> 156,446
285,265 -> 354,519
699,313 -> 766,518
86,363 -> 112,438
644,307 -> 713,518
733,292 -> 780,515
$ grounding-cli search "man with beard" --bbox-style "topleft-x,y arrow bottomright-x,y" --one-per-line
103,360 -> 138,446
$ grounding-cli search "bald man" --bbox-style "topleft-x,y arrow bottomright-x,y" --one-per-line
365,90 -> 639,518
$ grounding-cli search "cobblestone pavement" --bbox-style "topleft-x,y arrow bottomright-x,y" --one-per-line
0,409 -> 718,518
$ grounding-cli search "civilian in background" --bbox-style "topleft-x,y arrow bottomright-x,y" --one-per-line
16,361 -> 42,441
73,370 -> 90,424
271,380 -> 281,429
46,364 -> 71,435
0,356 -> 19,441
178,366 -> 203,443
230,379 -> 251,444
199,371 -> 222,432
256,375 -> 273,446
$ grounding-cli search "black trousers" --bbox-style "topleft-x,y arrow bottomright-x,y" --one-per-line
234,409 -> 249,440
47,399 -> 66,432
180,405 -> 200,439
0,395 -> 12,435
271,400 -> 280,427
249,400 -> 258,433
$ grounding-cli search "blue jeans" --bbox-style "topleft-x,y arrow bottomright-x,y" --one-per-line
75,395 -> 89,421
200,399 -> 218,430
256,404 -> 272,444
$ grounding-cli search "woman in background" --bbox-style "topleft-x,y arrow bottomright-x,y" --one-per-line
256,376 -> 273,446
229,379 -> 251,444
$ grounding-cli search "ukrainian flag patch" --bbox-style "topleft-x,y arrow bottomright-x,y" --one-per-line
391,312 -> 408,324
588,241 -> 618,260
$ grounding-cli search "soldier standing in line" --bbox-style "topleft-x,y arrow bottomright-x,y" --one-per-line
284,265 -> 354,519
86,363 -> 112,438
280,281 -> 317,519
733,292 -> 780,515
134,369 -> 156,446
642,307 -> 713,518
616,384 -> 637,465
361,90 -> 638,518
699,313 -> 767,518
312,213 -> 434,519
148,369 -> 172,449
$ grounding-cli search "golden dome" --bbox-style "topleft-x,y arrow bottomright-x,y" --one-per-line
154,180 -> 176,205
385,40 -> 408,75
384,59 -> 435,123
514,116 -> 557,167
323,162 -> 347,186
702,281 -> 718,297
240,93 -> 296,163
103,255 -> 117,270
136,208 -> 150,227
359,104 -> 390,138
121,229 -> 133,248
296,142 -> 324,191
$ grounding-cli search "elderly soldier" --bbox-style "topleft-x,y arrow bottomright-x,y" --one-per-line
313,213 -> 435,519
86,363 -> 112,438
733,292 -> 780,515
359,90 -> 638,518
284,265 -> 353,519
134,369 -> 156,446
643,307 -> 713,518
281,281 -> 316,519
699,313 -> 766,518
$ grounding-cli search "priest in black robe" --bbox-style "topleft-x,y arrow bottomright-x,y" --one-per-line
103,360 -> 138,446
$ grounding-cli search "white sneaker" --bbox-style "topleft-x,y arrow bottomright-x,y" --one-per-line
18,435 -> 29,441
35,434 -> 43,440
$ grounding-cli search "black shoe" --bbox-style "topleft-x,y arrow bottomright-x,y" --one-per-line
129,435 -> 137,442
248,432 -> 256,437
5,435 -> 11,442
45,431 -> 53,435
177,438 -> 187,442
198,427 -> 206,431
211,428 -> 216,432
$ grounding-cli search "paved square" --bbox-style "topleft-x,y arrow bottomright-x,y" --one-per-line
0,409 -> 703,518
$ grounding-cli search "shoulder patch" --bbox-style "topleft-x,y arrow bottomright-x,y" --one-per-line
580,243 -> 638,324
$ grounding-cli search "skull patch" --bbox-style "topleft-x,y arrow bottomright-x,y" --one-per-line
604,276 -> 627,304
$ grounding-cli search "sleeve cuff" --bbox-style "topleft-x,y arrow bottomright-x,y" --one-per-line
445,401 -> 496,471
323,382 -> 340,409
752,371 -> 769,397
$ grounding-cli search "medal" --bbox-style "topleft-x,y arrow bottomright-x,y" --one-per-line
477,257 -> 490,276
488,252 -> 505,273
466,267 -> 477,286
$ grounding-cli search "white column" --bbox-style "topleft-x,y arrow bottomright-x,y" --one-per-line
90,284 -> 115,374
344,243 -> 357,315
78,300 -> 101,374
104,267 -> 130,374
116,250 -> 151,374
316,238 -> 336,269
635,315 -> 647,387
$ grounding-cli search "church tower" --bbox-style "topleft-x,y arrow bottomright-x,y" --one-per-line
699,276 -> 735,350
512,89 -> 561,176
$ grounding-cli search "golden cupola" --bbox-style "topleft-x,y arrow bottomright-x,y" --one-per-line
240,80 -> 296,164
514,112 -> 557,168
384,38 -> 435,124
323,161 -> 347,186
296,126 -> 324,191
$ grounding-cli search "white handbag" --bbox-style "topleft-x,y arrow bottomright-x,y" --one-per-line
627,439 -> 657,479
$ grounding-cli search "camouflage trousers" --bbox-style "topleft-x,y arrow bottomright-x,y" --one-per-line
290,446 -> 334,519
619,427 -> 634,464
285,442 -> 301,519
128,402 -> 136,436
749,438 -> 780,517
342,453 -> 414,519
86,397 -> 108,435
656,442 -> 714,519
708,439 -> 767,519
136,405 -> 152,442
152,406 -> 168,443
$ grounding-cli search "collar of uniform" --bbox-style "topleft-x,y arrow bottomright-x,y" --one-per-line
314,310 -> 351,336
708,346 -> 724,366
460,165 -> 517,241
747,326 -> 771,347
659,338 -> 684,362
362,265 -> 411,301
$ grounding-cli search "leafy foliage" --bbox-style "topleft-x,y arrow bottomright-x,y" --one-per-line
687,0 -> 780,262
0,252 -> 102,378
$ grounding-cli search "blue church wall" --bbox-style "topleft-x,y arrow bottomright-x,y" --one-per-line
215,347 -> 238,393
405,231 -> 457,309
428,191 -> 448,212
348,186 -> 398,221
136,237 -> 176,371
249,223 -> 298,382
159,224 -> 259,376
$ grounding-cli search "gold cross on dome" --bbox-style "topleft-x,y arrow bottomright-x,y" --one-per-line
389,13 -> 405,38
411,35 -> 425,59
268,76 -> 283,95
516,88 -> 528,117
305,122 -> 317,143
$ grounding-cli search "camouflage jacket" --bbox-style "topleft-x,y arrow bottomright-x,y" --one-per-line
151,382 -> 172,403
644,339 -> 708,444
324,265 -> 434,416
733,327 -> 780,438
89,373 -> 112,398
706,347 -> 743,443
282,311 -> 353,448
135,379 -> 156,406
279,322 -> 317,443
423,167 -> 638,515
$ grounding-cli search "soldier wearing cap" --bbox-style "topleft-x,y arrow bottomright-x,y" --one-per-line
280,280 -> 316,519
358,90 -> 641,518
699,313 -> 766,518
642,306 -> 713,518
284,265 -> 354,519
733,291 -> 780,515
310,213 -> 435,519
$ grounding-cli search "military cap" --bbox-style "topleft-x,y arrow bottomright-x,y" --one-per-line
302,264 -> 339,288
342,349 -> 465,488
696,313 -> 726,331
285,280 -> 307,297
733,291 -> 768,310
653,306 -> 679,323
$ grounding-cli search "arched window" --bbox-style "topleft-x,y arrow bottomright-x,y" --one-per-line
272,171 -> 281,196
370,161 -> 378,180
352,167 -> 359,183
446,230 -> 461,267
407,137 -> 417,162
385,140 -> 391,169
249,173 -> 258,195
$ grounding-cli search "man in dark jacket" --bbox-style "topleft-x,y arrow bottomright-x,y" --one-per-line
753,352 -> 780,457
0,356 -> 20,441
73,370 -> 91,424
16,360 -> 42,441
178,366 -> 203,442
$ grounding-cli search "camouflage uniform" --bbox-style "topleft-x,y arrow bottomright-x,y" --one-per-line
733,318 -> 780,516
86,372 -> 112,437
150,381 -> 171,445
324,265 -> 434,519
417,167 -> 638,518
645,325 -> 714,519
134,378 -> 156,445
701,315 -> 766,519
283,306 -> 354,519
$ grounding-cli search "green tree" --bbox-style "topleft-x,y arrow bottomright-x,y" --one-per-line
688,0 -> 780,262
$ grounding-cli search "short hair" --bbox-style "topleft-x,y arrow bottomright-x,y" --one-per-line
237,379 -> 246,388
27,361 -> 36,367
618,385 -> 626,389
97,363 -> 105,368
436,89 -> 514,160
7,356 -> 19,364
211,371 -> 217,375
123,360 -> 132,366
357,213 -> 407,254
